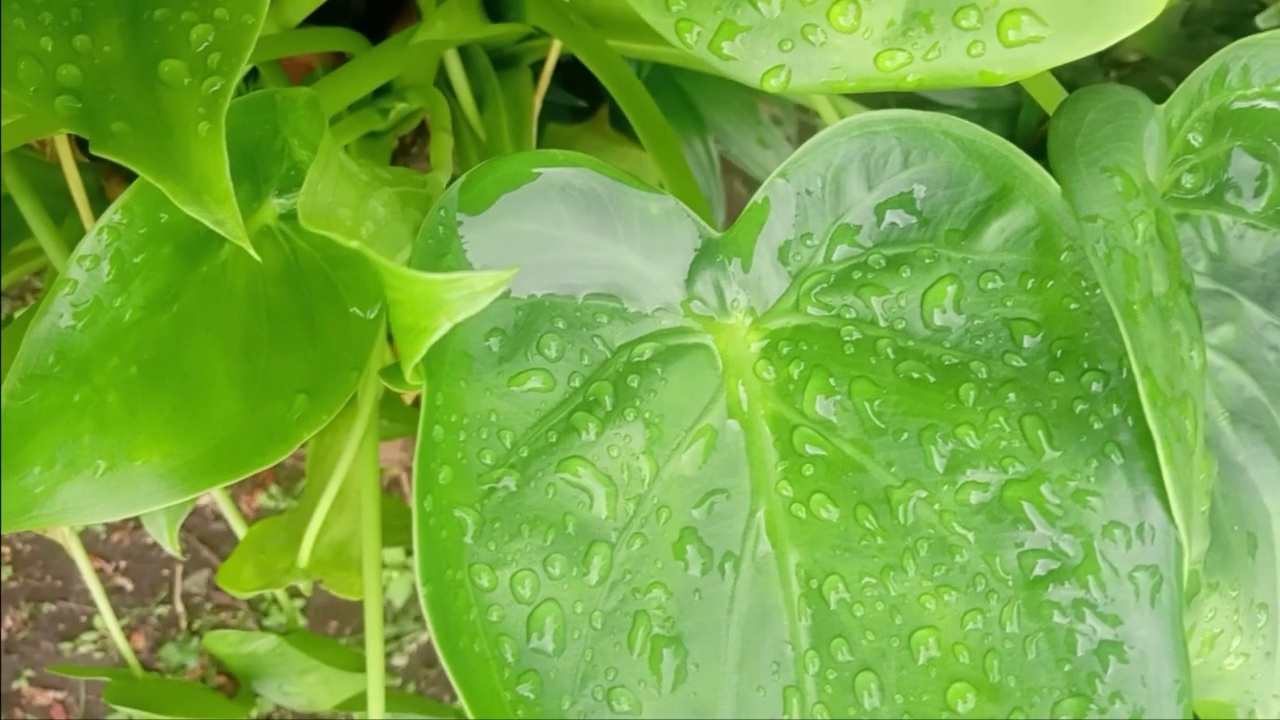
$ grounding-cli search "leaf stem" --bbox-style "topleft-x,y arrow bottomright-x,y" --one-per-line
0,152 -> 71,273
1018,70 -> 1069,115
52,528 -> 144,676
443,49 -> 487,143
808,95 -> 842,126
531,39 -> 564,146
310,24 -> 417,119
262,0 -> 326,33
359,361 -> 388,720
251,26 -> 373,64
210,488 -> 303,628
51,135 -> 95,231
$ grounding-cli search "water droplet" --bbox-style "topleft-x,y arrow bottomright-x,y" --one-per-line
821,573 -> 851,609
54,63 -> 84,88
946,680 -> 979,713
16,54 -> 45,89
515,669 -> 541,699
853,669 -> 882,710
921,273 -> 966,330
555,456 -> 617,519
800,22 -> 827,47
543,552 -> 567,579
157,58 -> 191,87
996,8 -> 1049,48
526,599 -> 567,657
206,51 -> 224,70
582,540 -> 614,586
196,120 -> 212,137
201,75 -> 226,95
909,626 -> 942,664
809,492 -> 841,521
509,368 -> 556,392
586,380 -> 614,411
606,686 -> 641,714
674,18 -> 704,48
827,0 -> 862,33
966,40 -> 987,58
873,48 -> 914,72
672,526 -> 713,577
53,94 -> 82,118
647,634 -> 689,693
71,34 -> 93,54
1004,318 -> 1043,348
468,563 -> 498,591
952,4 -> 984,30
760,64 -> 792,91
38,36 -> 53,53
1018,413 -> 1061,460
569,410 -> 601,442
1080,369 -> 1108,393
707,19 -> 749,61
777,38 -> 795,52
189,23 -> 215,52
1050,695 -> 1092,718
110,121 -> 131,135
536,332 -> 565,362
830,636 -> 854,662
510,568 -> 541,604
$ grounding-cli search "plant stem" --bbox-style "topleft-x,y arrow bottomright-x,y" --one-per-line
262,0 -> 326,33
1,152 -> 71,273
53,528 -> 144,676
359,342 -> 389,719
442,49 -> 487,143
531,39 -> 564,147
51,135 -> 95,231
251,26 -> 373,64
1019,70 -> 1069,115
210,488 -> 303,628
310,24 -> 417,119
808,95 -> 842,126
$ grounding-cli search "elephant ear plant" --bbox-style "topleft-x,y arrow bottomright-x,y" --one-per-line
0,0 -> 1275,719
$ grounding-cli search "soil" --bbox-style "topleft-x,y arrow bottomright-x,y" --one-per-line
0,442 -> 455,720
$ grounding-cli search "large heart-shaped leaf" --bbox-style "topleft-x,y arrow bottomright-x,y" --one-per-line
0,0 -> 268,248
410,115 -> 1187,716
1050,31 -> 1280,718
623,0 -> 1165,93
0,89 -> 385,533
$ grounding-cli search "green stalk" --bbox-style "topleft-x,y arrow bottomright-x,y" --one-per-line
210,488 -> 303,628
442,49 -> 488,142
1019,70 -> 1069,115
309,24 -> 418,119
808,95 -> 842,126
53,528 -> 144,676
524,1 -> 713,223
1,153 -> 71,272
359,368 -> 387,720
262,0 -> 327,33
251,26 -> 373,64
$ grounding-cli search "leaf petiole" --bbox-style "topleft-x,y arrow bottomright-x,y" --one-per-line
359,340 -> 389,719
52,528 -> 145,676
1018,70 -> 1069,115
0,151 -> 71,273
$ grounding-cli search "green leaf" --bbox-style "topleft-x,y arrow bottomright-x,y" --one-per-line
139,498 -> 198,559
380,391 -> 420,441
624,0 -> 1165,93
48,666 -> 252,720
410,116 -> 1187,716
1,149 -> 106,264
0,0 -> 268,249
412,0 -> 531,50
1,301 -> 39,382
644,66 -> 726,228
668,69 -> 801,182
0,89 -> 385,533
1050,31 -> 1280,718
203,629 -> 366,713
218,387 -> 380,600
542,105 -> 661,186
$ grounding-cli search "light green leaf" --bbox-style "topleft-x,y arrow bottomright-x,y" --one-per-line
0,89 -> 385,533
542,105 -> 662,186
1,149 -> 106,265
0,0 -> 268,248
217,388 -> 380,600
1051,31 -> 1280,718
203,629 -> 366,713
624,0 -> 1165,93
48,666 -> 252,720
336,690 -> 465,718
410,116 -> 1187,716
668,69 -> 800,182
644,66 -> 726,228
139,498 -> 198,559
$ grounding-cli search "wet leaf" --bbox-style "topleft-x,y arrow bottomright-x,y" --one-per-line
0,89 -> 385,532
410,115 -> 1185,716
624,0 -> 1165,93
203,629 -> 366,713
1051,31 -> 1280,718
0,0 -> 268,248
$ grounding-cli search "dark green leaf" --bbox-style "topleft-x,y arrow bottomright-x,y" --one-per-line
336,689 -> 465,718
624,0 -> 1165,93
410,115 -> 1185,716
140,498 -> 198,559
1050,31 -> 1280,718
0,0 -> 268,248
1,149 -> 105,266
104,676 -> 252,719
380,391 -> 420,441
203,629 -> 366,713
0,89 -> 384,532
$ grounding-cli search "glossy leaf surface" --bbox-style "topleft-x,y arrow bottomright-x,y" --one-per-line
1050,31 -> 1280,717
411,116 -> 1185,717
0,0 -> 267,247
1,90 -> 385,532
203,629 -> 366,713
624,0 -> 1164,93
